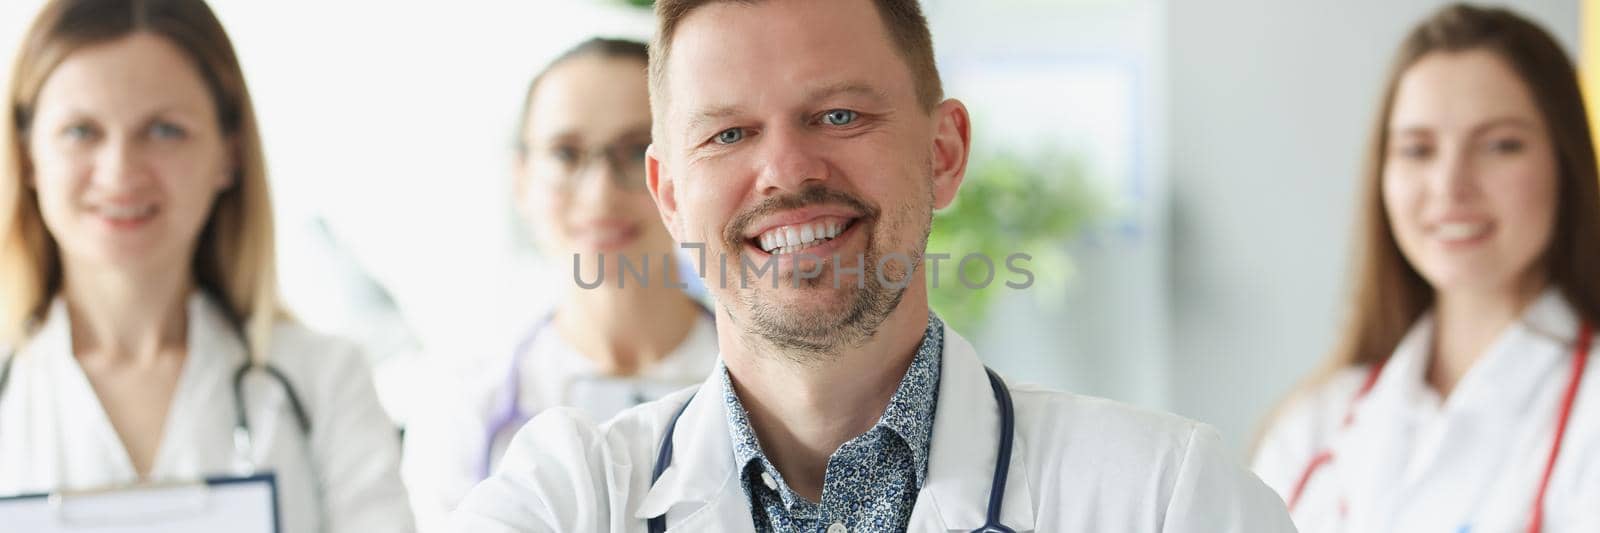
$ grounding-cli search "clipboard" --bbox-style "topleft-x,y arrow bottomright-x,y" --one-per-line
0,473 -> 280,532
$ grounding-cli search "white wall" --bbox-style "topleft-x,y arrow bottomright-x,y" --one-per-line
1166,0 -> 1581,454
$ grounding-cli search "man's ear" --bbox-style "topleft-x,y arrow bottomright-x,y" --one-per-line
929,98 -> 972,210
645,143 -> 683,242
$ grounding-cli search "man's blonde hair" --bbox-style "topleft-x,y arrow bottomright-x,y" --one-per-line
647,0 -> 944,138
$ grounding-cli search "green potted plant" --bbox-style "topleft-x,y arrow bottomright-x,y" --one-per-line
927,148 -> 1106,333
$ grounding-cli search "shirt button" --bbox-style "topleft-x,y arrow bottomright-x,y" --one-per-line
827,523 -> 848,533
760,472 -> 777,491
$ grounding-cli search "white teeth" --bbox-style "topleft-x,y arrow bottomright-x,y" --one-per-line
755,219 -> 852,253
1436,222 -> 1488,241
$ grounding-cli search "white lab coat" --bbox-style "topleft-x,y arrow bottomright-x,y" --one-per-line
0,294 -> 416,533
403,313 -> 718,533
1253,288 -> 1600,532
453,322 -> 1295,532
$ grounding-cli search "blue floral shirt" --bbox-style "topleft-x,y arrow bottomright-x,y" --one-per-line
720,314 -> 944,533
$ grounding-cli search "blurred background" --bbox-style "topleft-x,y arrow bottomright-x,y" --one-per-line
0,0 -> 1588,456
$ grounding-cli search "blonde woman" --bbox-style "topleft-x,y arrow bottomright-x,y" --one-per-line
0,1 -> 413,531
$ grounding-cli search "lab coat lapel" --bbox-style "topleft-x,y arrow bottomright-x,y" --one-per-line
911,325 -> 1036,532
633,366 -> 757,531
1451,289 -> 1577,421
1403,289 -> 1578,523
1338,290 -> 1585,528
1336,316 -> 1430,527
29,300 -> 141,485
153,293 -> 247,476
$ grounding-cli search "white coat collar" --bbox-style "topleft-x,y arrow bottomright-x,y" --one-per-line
632,359 -> 753,529
20,291 -> 245,480
914,323 -> 1037,531
632,323 -> 1037,531
27,291 -> 242,365
1336,286 -> 1584,518
1358,286 -> 1581,420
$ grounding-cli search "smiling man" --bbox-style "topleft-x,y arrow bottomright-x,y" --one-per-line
453,0 -> 1294,531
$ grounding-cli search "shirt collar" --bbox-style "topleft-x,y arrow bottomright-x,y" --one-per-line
721,313 -> 945,504
876,313 -> 943,483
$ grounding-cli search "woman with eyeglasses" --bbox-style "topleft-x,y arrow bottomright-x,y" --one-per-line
400,38 -> 717,532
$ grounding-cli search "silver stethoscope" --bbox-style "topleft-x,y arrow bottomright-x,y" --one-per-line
477,303 -> 715,480
0,292 -> 311,474
646,366 -> 1019,533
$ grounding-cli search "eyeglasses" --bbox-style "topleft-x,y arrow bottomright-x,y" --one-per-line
530,137 -> 651,192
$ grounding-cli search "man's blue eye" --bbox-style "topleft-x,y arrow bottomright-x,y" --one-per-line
823,110 -> 857,126
715,128 -> 745,145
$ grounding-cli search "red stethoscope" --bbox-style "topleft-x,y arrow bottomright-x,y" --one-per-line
1287,322 -> 1592,532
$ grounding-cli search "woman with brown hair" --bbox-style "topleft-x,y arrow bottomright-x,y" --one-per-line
0,1 -> 413,530
1252,4 -> 1600,532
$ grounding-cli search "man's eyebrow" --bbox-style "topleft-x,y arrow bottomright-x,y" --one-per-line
804,82 -> 889,105
685,106 -> 743,136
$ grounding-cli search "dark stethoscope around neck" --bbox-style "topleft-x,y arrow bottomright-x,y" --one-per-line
0,289 -> 312,474
645,367 -> 1019,533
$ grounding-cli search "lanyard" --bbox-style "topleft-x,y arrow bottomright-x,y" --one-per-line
1288,321 -> 1592,532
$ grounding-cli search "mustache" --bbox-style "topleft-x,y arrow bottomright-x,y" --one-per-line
722,186 -> 880,249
